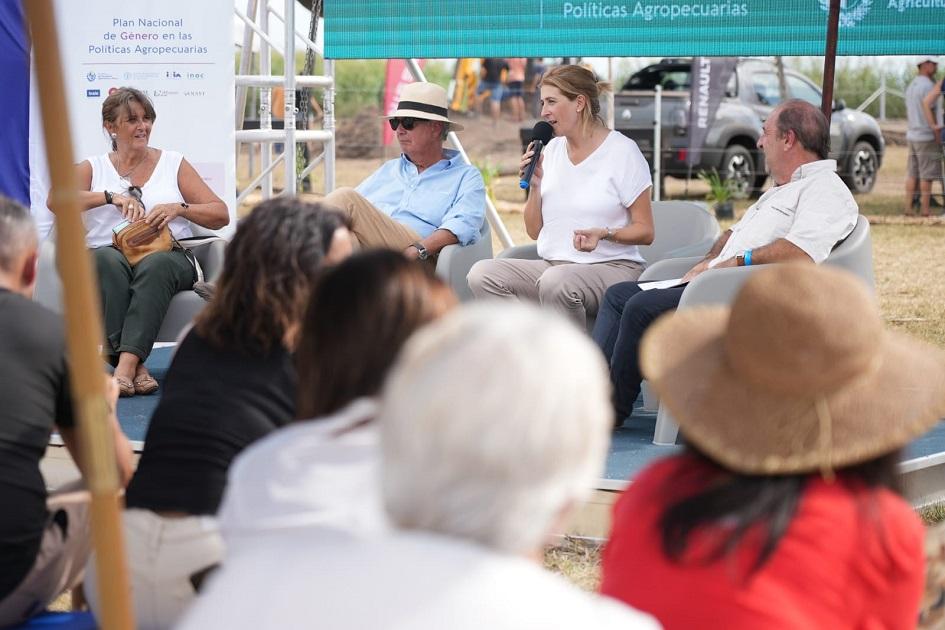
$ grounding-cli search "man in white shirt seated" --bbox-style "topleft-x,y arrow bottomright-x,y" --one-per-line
178,304 -> 659,630
324,82 -> 486,263
592,99 -> 859,425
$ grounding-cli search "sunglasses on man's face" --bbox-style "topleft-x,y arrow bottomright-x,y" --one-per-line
389,117 -> 425,131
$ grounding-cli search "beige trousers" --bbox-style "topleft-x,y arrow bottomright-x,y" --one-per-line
324,187 -> 421,250
0,486 -> 91,627
468,257 -> 645,328
85,509 -> 224,630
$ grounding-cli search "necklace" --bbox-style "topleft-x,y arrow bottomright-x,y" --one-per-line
114,149 -> 148,183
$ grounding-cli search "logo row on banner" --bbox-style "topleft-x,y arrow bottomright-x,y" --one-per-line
30,0 -> 236,239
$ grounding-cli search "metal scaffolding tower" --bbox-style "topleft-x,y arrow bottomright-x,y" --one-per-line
234,0 -> 334,203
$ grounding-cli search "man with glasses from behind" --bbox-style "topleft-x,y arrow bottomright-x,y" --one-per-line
324,82 -> 486,262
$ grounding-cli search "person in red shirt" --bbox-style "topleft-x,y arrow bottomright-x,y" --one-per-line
601,264 -> 945,630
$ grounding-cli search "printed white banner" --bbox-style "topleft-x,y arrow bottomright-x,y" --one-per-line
31,0 -> 235,239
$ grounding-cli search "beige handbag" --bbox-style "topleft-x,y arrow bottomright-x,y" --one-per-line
112,220 -> 173,266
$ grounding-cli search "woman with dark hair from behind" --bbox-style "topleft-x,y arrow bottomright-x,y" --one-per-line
84,198 -> 352,630
601,264 -> 945,630
216,249 -> 456,548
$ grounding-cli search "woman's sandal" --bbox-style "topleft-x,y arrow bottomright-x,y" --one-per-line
116,376 -> 135,398
133,374 -> 159,396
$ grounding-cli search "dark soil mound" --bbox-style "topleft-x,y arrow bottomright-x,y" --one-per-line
336,106 -> 383,158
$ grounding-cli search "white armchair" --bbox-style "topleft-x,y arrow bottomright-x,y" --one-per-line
649,214 -> 875,445
436,220 -> 492,302
494,200 -> 721,330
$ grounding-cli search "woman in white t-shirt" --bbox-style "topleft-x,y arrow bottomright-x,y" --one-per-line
468,65 -> 654,329
69,88 -> 229,397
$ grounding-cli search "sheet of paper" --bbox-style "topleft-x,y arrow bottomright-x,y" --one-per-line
638,278 -> 685,291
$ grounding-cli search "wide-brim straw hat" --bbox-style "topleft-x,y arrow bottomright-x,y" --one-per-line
640,264 -> 945,476
381,81 -> 464,131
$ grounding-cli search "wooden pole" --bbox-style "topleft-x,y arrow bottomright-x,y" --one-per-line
821,0 -> 841,127
23,3 -> 135,628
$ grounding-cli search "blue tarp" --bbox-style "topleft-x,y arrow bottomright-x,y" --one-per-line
0,0 -> 29,205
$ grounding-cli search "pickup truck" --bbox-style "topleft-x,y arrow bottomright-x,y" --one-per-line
520,58 -> 884,197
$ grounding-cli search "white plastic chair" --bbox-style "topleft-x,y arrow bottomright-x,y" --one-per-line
437,219 -> 493,302
496,200 -> 720,266
33,234 -> 228,343
492,200 -> 721,330
650,214 -> 874,445
155,238 -> 227,341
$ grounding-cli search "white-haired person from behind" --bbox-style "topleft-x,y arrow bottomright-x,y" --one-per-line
178,304 -> 659,630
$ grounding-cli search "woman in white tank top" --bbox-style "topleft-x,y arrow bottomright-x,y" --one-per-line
70,87 -> 228,397
468,65 -> 655,330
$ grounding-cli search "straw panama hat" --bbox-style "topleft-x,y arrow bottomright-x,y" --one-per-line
640,264 -> 945,476
382,82 -> 464,131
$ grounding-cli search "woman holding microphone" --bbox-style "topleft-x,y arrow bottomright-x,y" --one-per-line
468,64 -> 654,329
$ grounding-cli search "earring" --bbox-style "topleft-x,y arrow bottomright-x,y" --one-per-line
110,133 -> 117,139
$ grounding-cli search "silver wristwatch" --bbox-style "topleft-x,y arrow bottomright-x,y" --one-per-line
411,241 -> 430,260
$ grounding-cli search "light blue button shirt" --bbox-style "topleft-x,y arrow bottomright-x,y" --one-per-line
355,149 -> 486,246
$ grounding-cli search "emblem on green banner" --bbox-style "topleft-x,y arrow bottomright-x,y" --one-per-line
818,0 -> 872,28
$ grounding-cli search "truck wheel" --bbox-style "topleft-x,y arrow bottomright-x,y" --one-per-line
844,141 -> 878,194
721,145 -> 756,199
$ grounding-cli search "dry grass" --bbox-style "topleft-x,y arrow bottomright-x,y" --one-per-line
49,592 -> 71,612
873,224 -> 945,347
922,504 -> 945,525
544,538 -> 603,592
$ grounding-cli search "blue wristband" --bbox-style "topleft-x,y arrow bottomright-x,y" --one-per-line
744,249 -> 753,266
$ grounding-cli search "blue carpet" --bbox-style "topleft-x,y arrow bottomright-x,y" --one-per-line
606,403 -> 681,481
906,422 -> 945,460
605,400 -> 945,483
12,611 -> 97,629
115,346 -> 173,443
118,349 -> 945,484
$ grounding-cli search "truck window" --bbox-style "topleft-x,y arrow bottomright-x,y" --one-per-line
659,71 -> 690,91
751,73 -> 783,106
786,75 -> 822,107
623,67 -> 690,91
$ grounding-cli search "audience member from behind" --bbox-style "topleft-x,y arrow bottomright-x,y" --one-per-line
68,87 -> 229,398
84,199 -> 352,630
0,196 -> 132,627
218,250 -> 456,547
179,304 -> 658,630
468,64 -> 654,329
601,264 -> 945,629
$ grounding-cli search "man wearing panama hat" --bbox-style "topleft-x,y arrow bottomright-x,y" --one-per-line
592,99 -> 859,426
324,82 -> 485,262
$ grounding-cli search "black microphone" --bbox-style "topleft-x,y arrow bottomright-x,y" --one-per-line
519,121 -> 554,190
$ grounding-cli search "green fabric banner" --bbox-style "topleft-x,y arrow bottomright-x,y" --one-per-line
325,0 -> 944,59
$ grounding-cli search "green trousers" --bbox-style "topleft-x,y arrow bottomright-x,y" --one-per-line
93,246 -> 195,361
